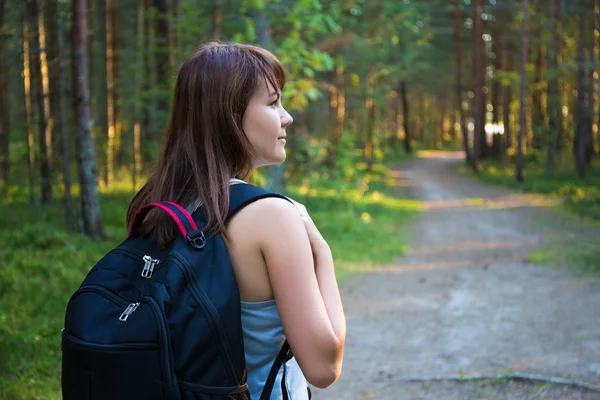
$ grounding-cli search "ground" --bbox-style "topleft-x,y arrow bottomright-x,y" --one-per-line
311,151 -> 600,400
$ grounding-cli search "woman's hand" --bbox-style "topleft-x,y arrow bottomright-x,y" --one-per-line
288,198 -> 328,251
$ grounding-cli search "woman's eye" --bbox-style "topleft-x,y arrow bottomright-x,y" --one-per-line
269,100 -> 278,108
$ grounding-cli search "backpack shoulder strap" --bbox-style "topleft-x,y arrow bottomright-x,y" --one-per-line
228,184 -> 294,400
227,183 -> 291,220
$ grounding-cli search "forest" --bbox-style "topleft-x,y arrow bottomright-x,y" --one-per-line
1,0 -> 599,398
0,0 -> 599,232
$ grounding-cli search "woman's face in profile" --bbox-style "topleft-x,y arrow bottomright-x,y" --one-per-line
242,81 -> 293,168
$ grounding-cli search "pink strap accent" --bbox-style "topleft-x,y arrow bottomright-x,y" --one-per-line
164,201 -> 198,231
129,203 -> 189,240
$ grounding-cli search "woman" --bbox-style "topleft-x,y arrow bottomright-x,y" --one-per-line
126,42 -> 346,399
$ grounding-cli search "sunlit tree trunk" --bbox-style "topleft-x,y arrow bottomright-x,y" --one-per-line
72,0 -> 104,237
133,0 -> 145,191
23,17 -> 37,205
328,55 -> 345,176
390,89 -> 400,149
106,0 -> 116,184
502,47 -> 512,156
585,0 -> 596,165
472,0 -> 484,169
39,1 -> 53,168
0,0 -> 9,188
491,35 -> 502,160
93,0 -> 108,183
364,66 -> 376,171
531,41 -> 546,151
212,0 -> 222,39
56,0 -> 74,231
454,0 -> 471,165
44,0 -> 61,173
30,0 -> 52,203
574,5 -> 587,177
516,0 -> 527,183
545,0 -> 562,173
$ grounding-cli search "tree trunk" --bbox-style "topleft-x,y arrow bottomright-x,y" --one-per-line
133,0 -> 144,191
364,95 -> 375,171
531,29 -> 546,151
169,0 -> 179,68
401,81 -> 412,154
472,0 -> 484,169
253,6 -> 283,192
516,0 -> 527,183
327,56 -> 345,176
0,0 -> 8,188
143,0 -> 155,158
39,1 -> 53,169
23,17 -> 37,205
72,0 -> 104,237
545,0 -> 562,173
491,37 -> 502,159
585,0 -> 596,166
44,0 -> 61,174
56,0 -> 74,231
595,0 -> 600,164
391,90 -> 400,149
574,5 -> 587,177
503,39 -> 513,153
212,0 -> 222,39
30,0 -> 52,203
106,0 -> 116,184
153,0 -> 170,124
454,0 -> 471,165
93,0 -> 108,183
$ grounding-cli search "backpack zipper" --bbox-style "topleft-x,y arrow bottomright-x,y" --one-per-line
66,285 -> 175,390
170,251 -> 239,384
146,296 -> 176,392
62,331 -> 157,350
111,247 -> 162,279
118,302 -> 140,321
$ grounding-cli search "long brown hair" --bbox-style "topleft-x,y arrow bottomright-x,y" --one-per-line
126,42 -> 286,247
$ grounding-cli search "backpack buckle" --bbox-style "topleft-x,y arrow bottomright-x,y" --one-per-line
186,230 -> 206,250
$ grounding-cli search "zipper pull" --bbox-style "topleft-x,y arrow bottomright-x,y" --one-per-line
141,256 -> 160,279
119,302 -> 140,322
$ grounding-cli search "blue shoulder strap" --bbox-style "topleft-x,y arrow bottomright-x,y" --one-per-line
227,183 -> 291,220
227,183 -> 294,400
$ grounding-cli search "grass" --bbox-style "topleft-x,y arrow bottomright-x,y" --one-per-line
456,160 -> 600,221
456,158 -> 600,276
0,162 -> 418,399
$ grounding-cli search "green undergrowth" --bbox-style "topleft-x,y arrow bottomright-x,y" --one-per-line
456,160 -> 600,221
0,161 -> 418,399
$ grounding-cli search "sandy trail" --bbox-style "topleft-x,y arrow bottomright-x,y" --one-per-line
311,152 -> 600,400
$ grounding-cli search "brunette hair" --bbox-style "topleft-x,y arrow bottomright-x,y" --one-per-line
126,42 -> 286,247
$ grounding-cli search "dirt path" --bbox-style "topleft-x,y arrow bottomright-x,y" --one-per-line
311,152 -> 600,400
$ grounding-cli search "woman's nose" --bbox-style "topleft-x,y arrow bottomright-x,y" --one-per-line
281,108 -> 293,127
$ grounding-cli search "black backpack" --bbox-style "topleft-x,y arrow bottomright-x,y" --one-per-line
61,183 -> 292,400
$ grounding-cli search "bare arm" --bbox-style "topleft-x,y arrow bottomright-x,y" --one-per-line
251,198 -> 346,388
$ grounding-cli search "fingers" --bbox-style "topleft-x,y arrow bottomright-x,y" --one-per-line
288,198 -> 308,217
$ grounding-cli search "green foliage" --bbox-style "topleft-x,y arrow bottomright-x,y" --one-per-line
458,160 -> 600,222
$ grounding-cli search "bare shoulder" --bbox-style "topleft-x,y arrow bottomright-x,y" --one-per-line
229,196 -> 301,229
